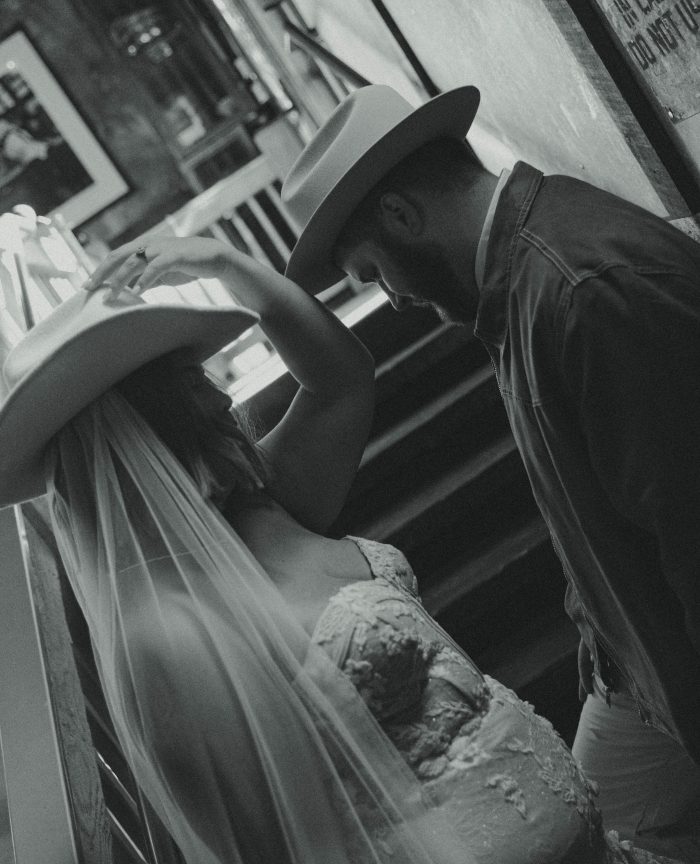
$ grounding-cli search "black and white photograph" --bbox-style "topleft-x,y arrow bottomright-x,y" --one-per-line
0,3 -> 699,864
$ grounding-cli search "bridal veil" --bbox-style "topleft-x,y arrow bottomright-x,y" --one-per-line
45,390 -> 470,864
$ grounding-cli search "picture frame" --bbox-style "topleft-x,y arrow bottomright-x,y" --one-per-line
0,30 -> 128,228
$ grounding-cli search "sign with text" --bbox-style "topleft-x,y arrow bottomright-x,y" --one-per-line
595,0 -> 700,121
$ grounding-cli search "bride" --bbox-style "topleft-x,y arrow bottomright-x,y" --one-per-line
0,237 -> 679,863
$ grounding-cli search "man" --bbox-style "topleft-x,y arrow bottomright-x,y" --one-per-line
281,84 -> 700,860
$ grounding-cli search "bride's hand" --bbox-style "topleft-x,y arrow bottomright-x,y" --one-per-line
83,236 -> 245,294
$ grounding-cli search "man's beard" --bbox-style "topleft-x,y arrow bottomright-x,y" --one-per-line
380,232 -> 474,325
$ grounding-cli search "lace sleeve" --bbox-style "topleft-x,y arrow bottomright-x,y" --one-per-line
346,536 -> 420,597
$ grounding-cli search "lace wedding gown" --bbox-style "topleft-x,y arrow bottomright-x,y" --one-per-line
312,536 -> 679,864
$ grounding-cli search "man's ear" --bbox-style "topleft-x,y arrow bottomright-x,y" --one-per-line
378,192 -> 423,239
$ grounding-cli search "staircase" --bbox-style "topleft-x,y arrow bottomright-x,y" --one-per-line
249,296 -> 582,743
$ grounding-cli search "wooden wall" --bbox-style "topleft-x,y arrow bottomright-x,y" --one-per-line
302,0 -> 689,216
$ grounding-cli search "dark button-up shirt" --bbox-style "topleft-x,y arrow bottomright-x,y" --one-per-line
475,161 -> 700,761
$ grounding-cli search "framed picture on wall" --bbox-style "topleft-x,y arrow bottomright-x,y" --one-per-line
0,30 -> 128,228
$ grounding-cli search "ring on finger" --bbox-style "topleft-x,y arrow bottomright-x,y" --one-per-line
135,246 -> 148,261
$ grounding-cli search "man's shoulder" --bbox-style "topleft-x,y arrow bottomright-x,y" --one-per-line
512,168 -> 700,286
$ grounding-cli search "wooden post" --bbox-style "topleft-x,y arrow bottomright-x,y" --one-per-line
0,504 -> 111,864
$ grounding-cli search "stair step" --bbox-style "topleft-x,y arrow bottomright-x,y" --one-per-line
244,302 -> 457,433
372,340 -> 491,437
479,612 -> 579,693
423,517 -> 551,618
333,366 -> 508,535
357,435 -> 517,543
374,324 -> 470,399
362,364 -> 494,466
351,299 -> 443,365
429,540 -> 568,678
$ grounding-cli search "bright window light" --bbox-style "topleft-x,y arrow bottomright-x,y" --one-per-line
231,342 -> 272,375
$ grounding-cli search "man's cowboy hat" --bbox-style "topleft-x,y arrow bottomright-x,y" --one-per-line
282,84 -> 480,293
0,288 -> 258,508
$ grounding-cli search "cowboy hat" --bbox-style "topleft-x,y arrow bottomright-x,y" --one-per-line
0,287 -> 258,508
282,84 -> 480,293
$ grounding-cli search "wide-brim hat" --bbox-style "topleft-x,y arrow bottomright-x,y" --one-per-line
0,287 -> 258,508
282,84 -> 480,293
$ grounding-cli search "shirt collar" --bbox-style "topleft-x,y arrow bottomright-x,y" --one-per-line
473,161 -> 544,348
474,168 -> 511,292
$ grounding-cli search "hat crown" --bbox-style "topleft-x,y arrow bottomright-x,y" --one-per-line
280,84 -> 479,293
282,85 -> 416,226
0,288 -> 259,507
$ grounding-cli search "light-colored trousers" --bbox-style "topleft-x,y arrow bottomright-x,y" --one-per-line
572,677 -> 700,863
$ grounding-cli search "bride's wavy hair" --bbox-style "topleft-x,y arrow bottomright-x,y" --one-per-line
115,351 -> 269,506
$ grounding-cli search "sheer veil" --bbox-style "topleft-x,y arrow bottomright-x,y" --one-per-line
46,390 -> 470,864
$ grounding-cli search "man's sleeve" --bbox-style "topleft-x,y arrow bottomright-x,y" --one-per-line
560,267 -> 700,655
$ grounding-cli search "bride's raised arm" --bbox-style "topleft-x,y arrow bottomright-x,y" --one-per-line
84,237 -> 375,532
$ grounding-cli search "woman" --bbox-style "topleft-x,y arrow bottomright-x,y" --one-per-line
0,237 -> 677,863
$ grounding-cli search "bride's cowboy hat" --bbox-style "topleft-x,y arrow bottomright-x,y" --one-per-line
0,287 -> 258,508
282,84 -> 480,294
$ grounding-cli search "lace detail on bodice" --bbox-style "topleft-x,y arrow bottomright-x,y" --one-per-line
311,536 -> 612,863
307,537 -> 680,863
313,537 -> 487,725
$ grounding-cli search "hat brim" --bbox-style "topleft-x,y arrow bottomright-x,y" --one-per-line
0,300 -> 258,508
285,86 -> 480,293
